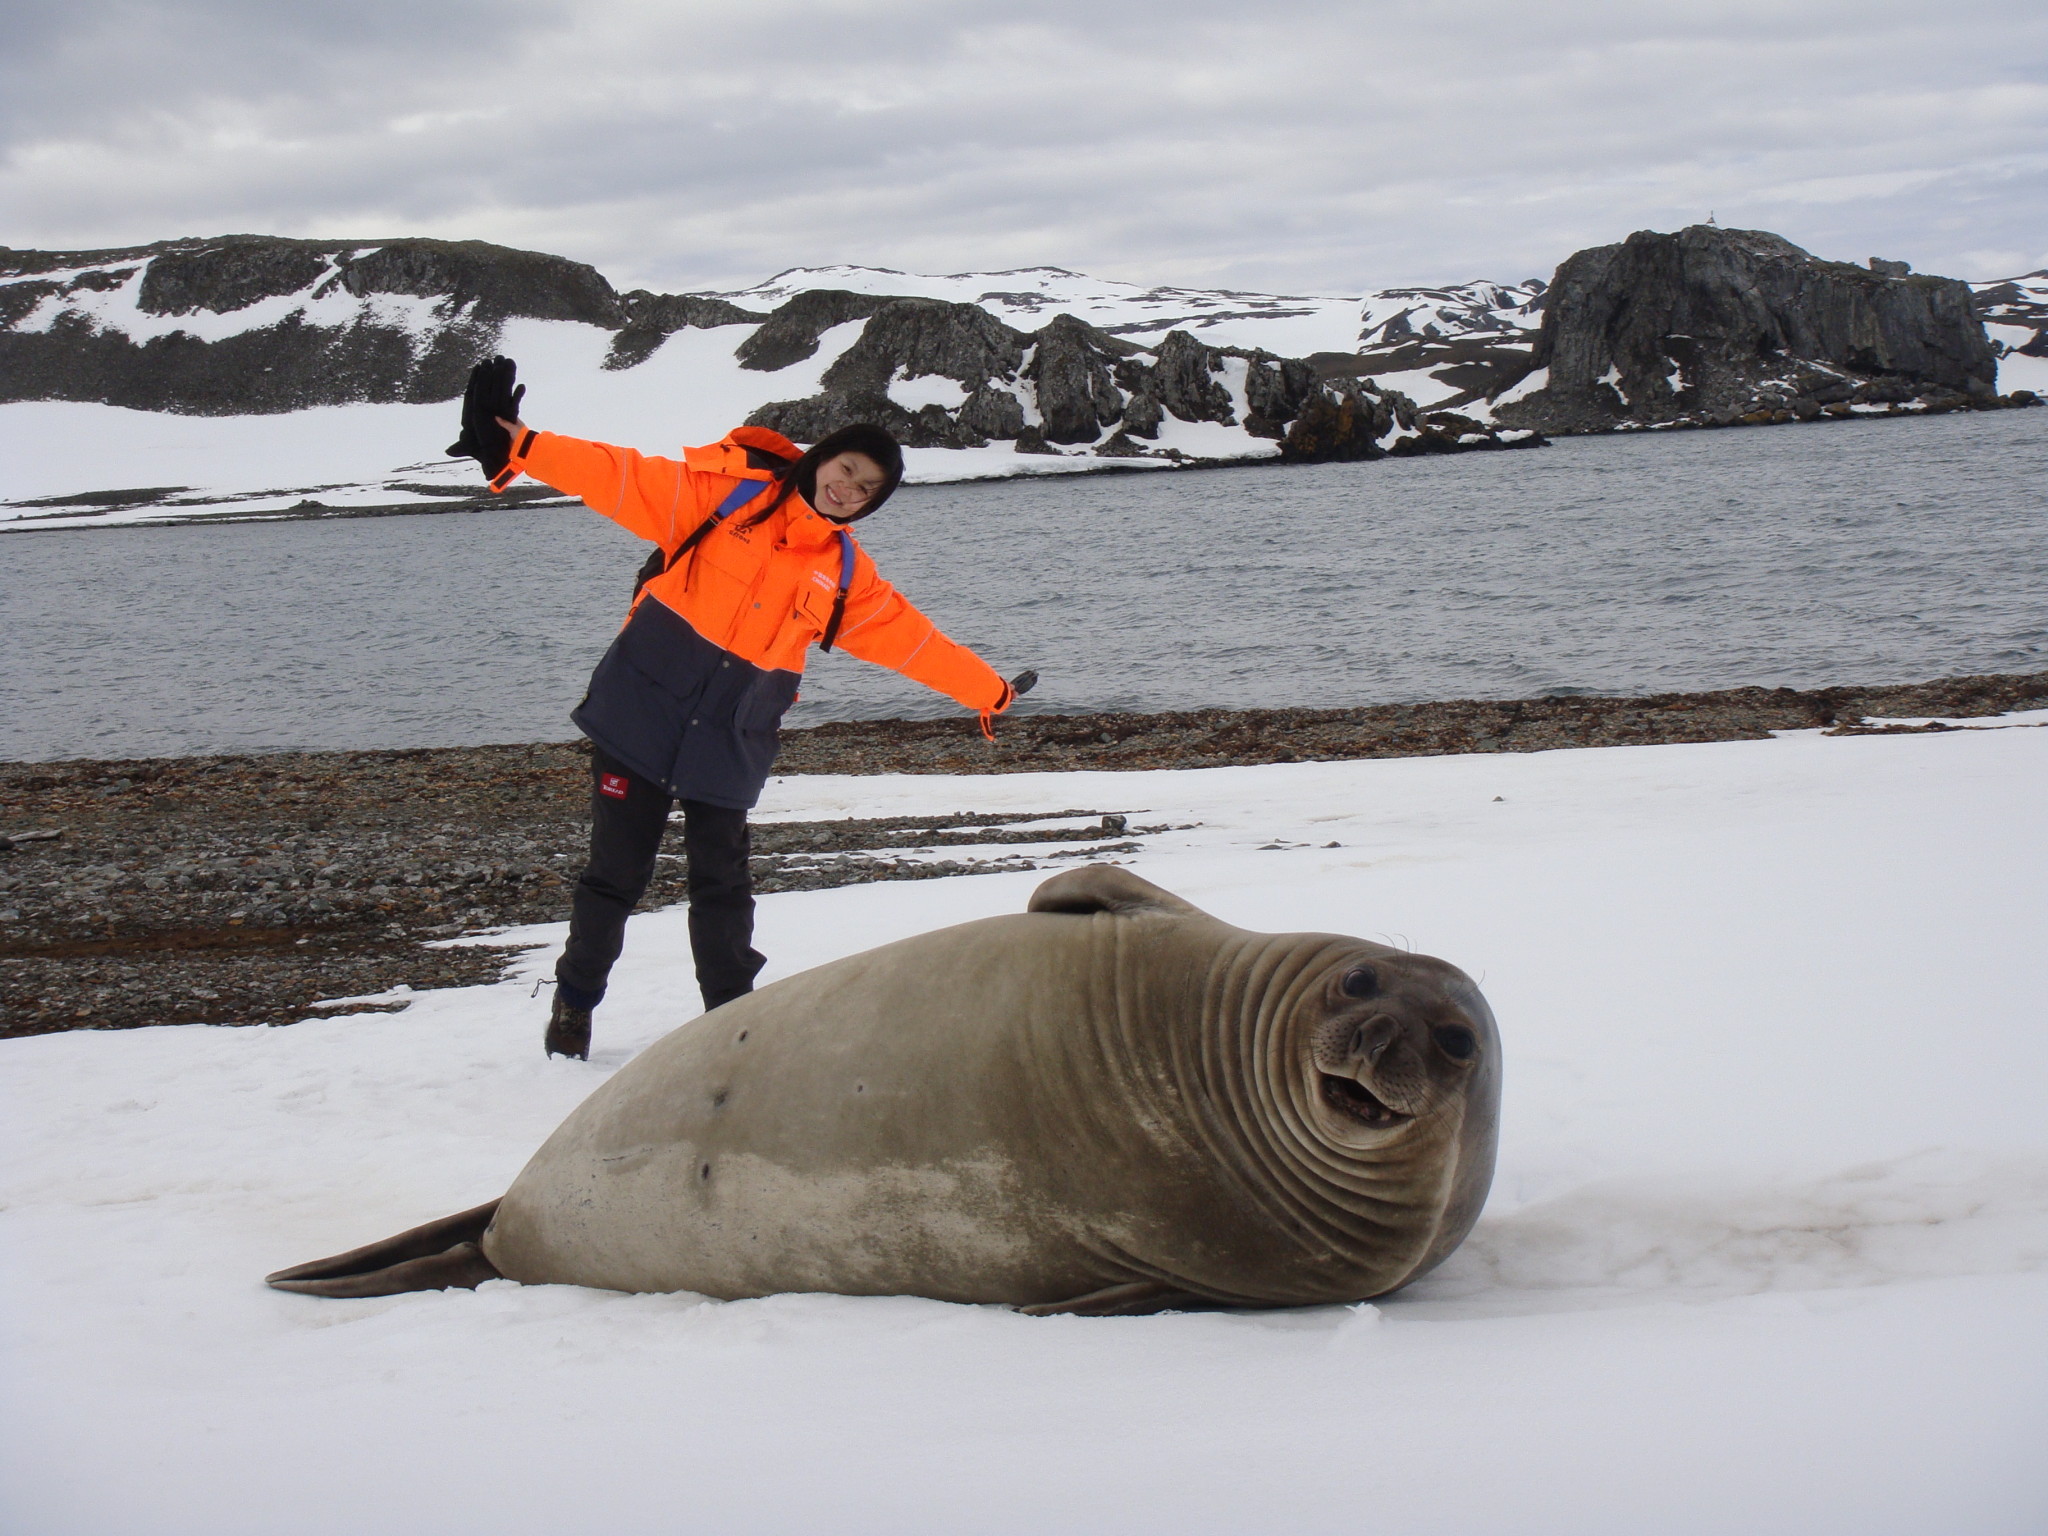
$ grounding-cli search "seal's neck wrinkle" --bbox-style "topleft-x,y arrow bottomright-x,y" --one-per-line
1107,926 -> 1462,1304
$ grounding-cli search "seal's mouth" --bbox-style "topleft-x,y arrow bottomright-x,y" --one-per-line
1320,1072 -> 1413,1128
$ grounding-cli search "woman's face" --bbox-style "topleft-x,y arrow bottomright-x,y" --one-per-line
812,452 -> 888,521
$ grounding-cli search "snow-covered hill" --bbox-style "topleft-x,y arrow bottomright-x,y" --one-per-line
713,263 -> 1370,357
1974,269 -> 2048,397
1,236 -> 2038,529
0,240 -> 1544,528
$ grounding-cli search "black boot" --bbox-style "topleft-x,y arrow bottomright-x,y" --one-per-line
544,993 -> 592,1060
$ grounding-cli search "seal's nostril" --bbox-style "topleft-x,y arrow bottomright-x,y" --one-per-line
1362,1016 -> 1397,1064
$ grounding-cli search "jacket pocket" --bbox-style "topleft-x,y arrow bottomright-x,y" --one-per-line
732,670 -> 800,733
791,580 -> 838,636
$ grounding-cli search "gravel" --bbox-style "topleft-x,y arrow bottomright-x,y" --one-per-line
5,668 -> 2041,1040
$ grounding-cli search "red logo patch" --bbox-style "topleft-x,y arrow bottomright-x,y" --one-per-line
599,772 -> 630,799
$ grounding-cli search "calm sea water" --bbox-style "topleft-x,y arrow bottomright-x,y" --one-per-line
3,409 -> 2044,762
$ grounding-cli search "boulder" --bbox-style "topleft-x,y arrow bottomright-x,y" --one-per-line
958,384 -> 1026,441
1119,387 -> 1165,440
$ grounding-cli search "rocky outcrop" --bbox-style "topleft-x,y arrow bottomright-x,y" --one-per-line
748,297 -> 1032,448
742,296 -> 1514,462
1242,355 -> 1318,437
1279,380 -> 1392,461
604,291 -> 765,370
820,297 -> 1027,394
0,235 -> 676,413
1148,329 -> 1236,426
733,289 -> 888,371
0,232 -> 1531,463
1493,226 -> 2013,433
1025,314 -> 1134,443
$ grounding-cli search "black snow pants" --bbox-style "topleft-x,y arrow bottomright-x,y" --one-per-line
554,747 -> 765,1014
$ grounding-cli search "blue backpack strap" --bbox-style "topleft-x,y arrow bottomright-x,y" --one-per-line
713,477 -> 776,520
630,476 -> 778,602
819,530 -> 857,652
634,476 -> 778,599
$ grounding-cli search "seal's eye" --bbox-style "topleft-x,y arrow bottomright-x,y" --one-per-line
1431,1024 -> 1478,1061
1340,966 -> 1379,999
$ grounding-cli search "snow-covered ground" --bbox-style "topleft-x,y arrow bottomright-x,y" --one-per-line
1978,271 -> 2048,397
721,263 -> 1369,358
4,717 -> 2045,1535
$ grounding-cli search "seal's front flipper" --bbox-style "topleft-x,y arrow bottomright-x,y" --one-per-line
1018,1280 -> 1204,1317
267,1199 -> 503,1298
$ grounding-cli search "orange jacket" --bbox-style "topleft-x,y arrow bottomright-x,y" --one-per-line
500,427 -> 1009,713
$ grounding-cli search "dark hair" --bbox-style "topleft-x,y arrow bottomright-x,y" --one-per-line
745,423 -> 905,526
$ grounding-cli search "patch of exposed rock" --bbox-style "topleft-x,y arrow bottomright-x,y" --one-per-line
604,292 -> 767,370
733,289 -> 889,372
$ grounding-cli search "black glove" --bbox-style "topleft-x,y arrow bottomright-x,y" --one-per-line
1008,669 -> 1039,696
445,356 -> 525,478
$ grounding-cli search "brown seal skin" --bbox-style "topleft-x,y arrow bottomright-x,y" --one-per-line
268,866 -> 1501,1314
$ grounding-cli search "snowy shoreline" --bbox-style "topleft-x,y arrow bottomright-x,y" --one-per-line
4,709 -> 2045,1533
4,396 -> 2035,533
6,669 -> 2044,1041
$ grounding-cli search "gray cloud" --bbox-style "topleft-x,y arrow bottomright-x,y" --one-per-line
2,0 -> 2044,291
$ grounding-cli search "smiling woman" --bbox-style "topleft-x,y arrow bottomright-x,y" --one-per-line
446,358 -> 1032,1059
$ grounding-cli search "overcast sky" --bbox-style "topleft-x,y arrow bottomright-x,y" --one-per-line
3,0 -> 2044,295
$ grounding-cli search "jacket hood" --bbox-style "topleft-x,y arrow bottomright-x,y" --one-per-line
785,423 -> 905,523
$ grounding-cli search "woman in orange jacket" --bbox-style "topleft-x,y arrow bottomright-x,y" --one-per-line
452,361 -> 1030,1058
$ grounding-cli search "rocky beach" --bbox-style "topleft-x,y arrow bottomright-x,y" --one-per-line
5,668 -> 2042,1040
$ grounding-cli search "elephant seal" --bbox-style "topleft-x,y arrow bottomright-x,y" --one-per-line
269,866 -> 1500,1313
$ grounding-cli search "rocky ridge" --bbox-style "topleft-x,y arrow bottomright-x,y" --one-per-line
4,229 -> 2040,529
0,237 -> 1535,476
741,293 -> 1495,463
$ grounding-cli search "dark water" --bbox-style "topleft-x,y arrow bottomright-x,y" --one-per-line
3,409 -> 2044,762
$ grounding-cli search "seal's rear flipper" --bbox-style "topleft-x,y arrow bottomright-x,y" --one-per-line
267,1199 -> 503,1298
